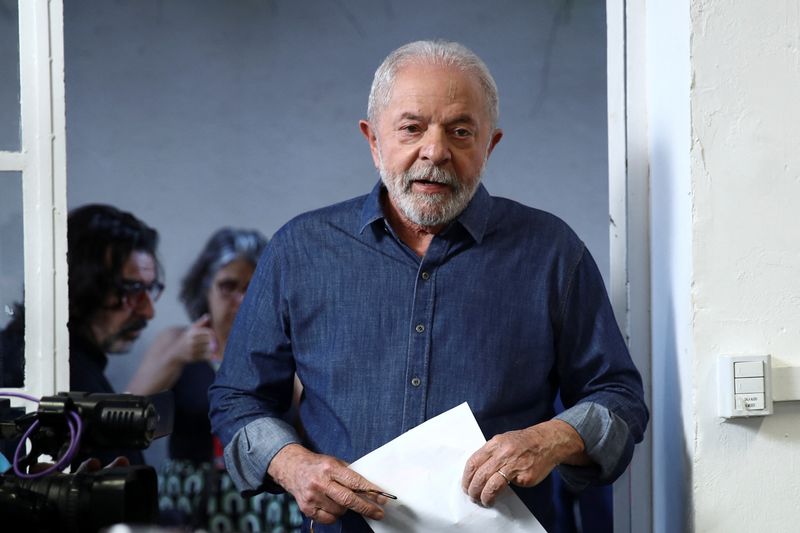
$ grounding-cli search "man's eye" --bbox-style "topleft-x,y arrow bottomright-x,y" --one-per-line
401,124 -> 421,134
453,128 -> 472,137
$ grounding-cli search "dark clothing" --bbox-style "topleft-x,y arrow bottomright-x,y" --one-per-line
0,311 -> 25,388
168,361 -> 215,461
69,332 -> 145,466
210,182 -> 649,532
159,360 -> 301,531
69,333 -> 115,393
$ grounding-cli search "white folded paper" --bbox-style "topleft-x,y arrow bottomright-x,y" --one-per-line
349,402 -> 546,532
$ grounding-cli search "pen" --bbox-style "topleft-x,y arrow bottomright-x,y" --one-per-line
355,488 -> 398,500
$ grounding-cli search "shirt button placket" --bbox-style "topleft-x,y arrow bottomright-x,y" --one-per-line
404,261 -> 436,430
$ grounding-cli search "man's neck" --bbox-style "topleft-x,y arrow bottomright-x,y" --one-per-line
382,193 -> 443,257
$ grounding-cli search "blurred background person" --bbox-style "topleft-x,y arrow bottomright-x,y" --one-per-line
65,204 -> 162,467
129,227 -> 301,532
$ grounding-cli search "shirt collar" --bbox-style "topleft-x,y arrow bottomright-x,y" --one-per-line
358,180 -> 386,233
358,180 -> 492,244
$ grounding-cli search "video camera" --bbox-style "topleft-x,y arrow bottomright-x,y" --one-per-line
0,391 -> 173,532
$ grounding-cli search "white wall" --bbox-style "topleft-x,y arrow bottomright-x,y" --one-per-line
651,1 -> 800,531
690,1 -> 800,531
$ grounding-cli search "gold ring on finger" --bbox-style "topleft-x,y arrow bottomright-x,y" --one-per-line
496,469 -> 511,485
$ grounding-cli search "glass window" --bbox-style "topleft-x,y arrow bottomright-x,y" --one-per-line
0,171 -> 24,387
0,0 -> 21,151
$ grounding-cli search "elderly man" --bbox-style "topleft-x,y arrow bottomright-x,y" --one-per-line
209,40 -> 648,532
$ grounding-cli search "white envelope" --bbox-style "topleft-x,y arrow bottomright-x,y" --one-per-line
349,402 -> 547,532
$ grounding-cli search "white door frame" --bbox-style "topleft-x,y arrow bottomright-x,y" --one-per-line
608,0 -> 652,532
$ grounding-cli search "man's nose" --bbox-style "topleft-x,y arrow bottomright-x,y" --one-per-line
419,127 -> 451,166
137,292 -> 156,319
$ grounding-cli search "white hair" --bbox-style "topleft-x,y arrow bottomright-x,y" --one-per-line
367,40 -> 500,129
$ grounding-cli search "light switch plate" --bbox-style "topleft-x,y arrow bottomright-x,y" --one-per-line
718,354 -> 773,418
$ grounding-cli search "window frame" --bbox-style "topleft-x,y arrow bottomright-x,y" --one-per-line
0,0 -> 69,400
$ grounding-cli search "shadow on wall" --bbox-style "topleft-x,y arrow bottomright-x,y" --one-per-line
655,297 -> 691,531
650,140 -> 691,532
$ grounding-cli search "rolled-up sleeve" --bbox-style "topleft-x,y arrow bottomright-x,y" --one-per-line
554,401 -> 633,491
224,417 -> 300,495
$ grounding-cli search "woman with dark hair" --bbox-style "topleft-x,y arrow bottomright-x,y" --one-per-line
129,227 -> 301,531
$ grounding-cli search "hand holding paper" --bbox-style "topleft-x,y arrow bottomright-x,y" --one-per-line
349,403 -> 547,532
462,417 -> 588,506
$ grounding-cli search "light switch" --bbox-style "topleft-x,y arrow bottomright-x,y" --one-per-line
734,377 -> 764,394
734,361 -> 764,378
718,355 -> 772,418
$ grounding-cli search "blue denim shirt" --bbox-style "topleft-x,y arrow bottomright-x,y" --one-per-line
209,182 -> 648,532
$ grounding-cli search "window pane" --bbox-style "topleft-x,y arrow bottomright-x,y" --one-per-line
0,171 -> 24,387
0,0 -> 21,151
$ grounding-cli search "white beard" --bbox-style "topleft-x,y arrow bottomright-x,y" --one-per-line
379,159 -> 484,227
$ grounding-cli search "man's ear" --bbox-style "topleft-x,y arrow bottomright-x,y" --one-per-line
359,120 -> 382,169
486,129 -> 503,159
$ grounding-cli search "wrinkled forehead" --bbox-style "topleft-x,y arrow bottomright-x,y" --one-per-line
384,63 -> 490,123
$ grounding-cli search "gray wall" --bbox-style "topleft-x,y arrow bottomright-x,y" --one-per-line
0,0 -> 22,332
0,0 -> 20,151
63,0 -> 608,466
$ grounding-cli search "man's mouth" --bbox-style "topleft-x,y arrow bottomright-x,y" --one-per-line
411,179 -> 450,193
120,328 -> 142,340
119,319 -> 148,339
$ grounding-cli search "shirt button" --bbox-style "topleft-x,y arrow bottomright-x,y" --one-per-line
411,377 -> 421,387
415,324 -> 425,333
421,271 -> 430,280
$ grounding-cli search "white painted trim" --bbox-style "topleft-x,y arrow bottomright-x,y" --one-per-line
0,151 -> 25,171
6,0 -> 69,402
608,0 -> 628,336
49,0 -> 70,396
608,0 -> 653,531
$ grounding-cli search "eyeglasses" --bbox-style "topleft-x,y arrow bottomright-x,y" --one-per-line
116,278 -> 165,306
214,279 -> 248,299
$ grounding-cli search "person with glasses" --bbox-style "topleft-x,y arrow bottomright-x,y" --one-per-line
128,228 -> 301,532
66,203 -> 163,467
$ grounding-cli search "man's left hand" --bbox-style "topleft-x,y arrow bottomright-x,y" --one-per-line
461,419 -> 590,506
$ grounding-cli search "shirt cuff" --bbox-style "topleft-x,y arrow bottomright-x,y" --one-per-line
223,416 -> 300,496
554,401 -> 632,491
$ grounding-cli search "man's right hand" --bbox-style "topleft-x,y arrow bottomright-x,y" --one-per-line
267,443 -> 387,525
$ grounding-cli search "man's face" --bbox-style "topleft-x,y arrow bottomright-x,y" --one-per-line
90,250 -> 157,354
360,63 -> 502,227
